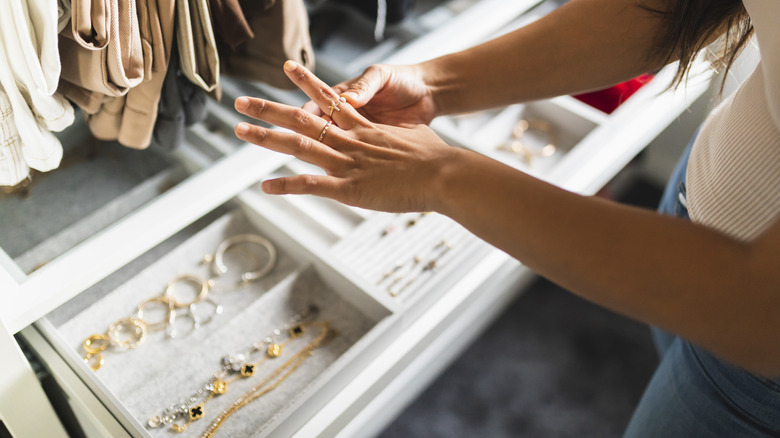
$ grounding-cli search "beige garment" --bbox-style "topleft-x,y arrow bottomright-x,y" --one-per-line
177,0 -> 220,93
88,0 -> 176,149
221,0 -> 314,90
59,0 -> 145,97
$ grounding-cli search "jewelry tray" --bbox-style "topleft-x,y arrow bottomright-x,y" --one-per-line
35,134 -> 501,435
40,206 -> 398,437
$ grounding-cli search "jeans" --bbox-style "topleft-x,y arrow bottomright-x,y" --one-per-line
623,135 -> 780,437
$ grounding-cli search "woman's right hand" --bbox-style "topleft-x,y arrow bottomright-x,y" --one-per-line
302,64 -> 439,127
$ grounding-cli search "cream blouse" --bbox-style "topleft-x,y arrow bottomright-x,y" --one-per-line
686,0 -> 780,242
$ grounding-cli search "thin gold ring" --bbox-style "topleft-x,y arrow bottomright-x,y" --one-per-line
136,296 -> 175,332
83,334 -> 110,354
317,120 -> 333,143
84,352 -> 105,371
165,274 -> 209,308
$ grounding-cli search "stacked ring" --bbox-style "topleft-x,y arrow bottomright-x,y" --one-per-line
327,96 -> 347,117
318,120 -> 333,142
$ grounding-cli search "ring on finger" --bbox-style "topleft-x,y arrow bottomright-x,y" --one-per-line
317,120 -> 333,142
327,96 -> 347,117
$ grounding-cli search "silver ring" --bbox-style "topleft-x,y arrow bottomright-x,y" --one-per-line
166,308 -> 196,339
189,297 -> 224,327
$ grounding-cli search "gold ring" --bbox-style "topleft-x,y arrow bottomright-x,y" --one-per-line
83,334 -> 110,354
165,274 -> 209,308
136,296 -> 175,332
84,352 -> 105,371
107,317 -> 147,349
317,120 -> 333,143
326,96 -> 347,117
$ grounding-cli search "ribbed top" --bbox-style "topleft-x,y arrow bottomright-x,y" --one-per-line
686,0 -> 780,242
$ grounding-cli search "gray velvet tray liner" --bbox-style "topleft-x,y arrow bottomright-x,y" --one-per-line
0,140 -> 175,260
55,210 -> 377,437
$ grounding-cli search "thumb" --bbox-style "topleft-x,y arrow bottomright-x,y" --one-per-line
339,65 -> 389,108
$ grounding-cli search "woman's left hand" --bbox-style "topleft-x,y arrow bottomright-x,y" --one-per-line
233,60 -> 462,213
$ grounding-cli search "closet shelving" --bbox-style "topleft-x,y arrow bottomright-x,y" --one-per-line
0,1 -> 712,437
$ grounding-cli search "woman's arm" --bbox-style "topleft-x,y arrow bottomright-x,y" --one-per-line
235,59 -> 780,376
435,148 -> 780,377
329,0 -> 675,125
418,0 -> 670,115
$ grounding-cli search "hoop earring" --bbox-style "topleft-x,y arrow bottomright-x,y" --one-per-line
207,234 -> 277,289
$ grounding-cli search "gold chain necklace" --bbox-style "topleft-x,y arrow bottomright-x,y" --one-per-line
200,321 -> 330,438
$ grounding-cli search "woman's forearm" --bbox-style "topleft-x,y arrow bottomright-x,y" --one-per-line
434,147 -> 780,376
422,0 -> 670,115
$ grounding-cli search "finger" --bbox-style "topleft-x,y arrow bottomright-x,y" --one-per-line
283,60 -> 365,129
261,174 -> 346,199
301,100 -> 322,116
235,122 -> 347,170
235,96 -> 336,141
339,65 -> 389,108
301,82 -> 350,115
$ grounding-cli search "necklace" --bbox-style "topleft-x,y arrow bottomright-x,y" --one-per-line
200,321 -> 330,437
148,306 -> 319,433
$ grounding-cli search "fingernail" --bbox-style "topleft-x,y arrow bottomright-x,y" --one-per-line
283,60 -> 297,72
236,123 -> 250,135
235,97 -> 250,110
341,91 -> 357,101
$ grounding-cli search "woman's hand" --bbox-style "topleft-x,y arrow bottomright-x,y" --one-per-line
234,60 -> 462,213
302,64 -> 440,127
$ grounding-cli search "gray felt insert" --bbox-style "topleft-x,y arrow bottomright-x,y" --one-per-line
0,139 -> 177,261
54,209 -> 378,437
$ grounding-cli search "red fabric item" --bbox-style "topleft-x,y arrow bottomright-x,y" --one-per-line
573,74 -> 654,114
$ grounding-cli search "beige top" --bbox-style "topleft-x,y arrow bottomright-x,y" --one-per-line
686,0 -> 780,242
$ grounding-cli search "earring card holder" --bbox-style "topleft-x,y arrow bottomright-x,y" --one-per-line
234,160 -> 494,316
331,212 -> 492,309
42,204 -> 396,437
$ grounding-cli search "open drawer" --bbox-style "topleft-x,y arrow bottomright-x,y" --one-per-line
30,196 -> 400,437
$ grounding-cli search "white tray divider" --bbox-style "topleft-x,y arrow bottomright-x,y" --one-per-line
292,249 -> 523,438
238,198 -> 399,319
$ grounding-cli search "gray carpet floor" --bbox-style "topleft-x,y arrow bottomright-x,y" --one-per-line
379,179 -> 663,438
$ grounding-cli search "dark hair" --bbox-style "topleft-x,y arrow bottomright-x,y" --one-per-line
641,0 -> 754,90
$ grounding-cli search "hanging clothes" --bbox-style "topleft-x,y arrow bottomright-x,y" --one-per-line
87,0 -> 176,149
150,44 -> 208,150
210,0 -> 256,50
58,0 -> 145,97
176,0 -> 220,94
57,0 -> 71,32
0,87 -> 30,187
0,0 -> 73,180
220,0 -> 315,90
